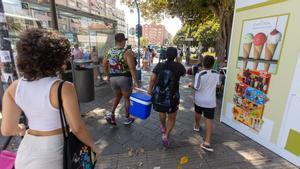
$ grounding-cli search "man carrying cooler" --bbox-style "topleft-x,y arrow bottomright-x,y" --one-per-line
103,33 -> 138,125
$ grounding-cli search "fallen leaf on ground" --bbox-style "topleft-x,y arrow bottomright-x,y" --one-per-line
128,149 -> 134,157
138,162 -> 143,167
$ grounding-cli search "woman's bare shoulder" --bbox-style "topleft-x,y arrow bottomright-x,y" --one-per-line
7,80 -> 20,98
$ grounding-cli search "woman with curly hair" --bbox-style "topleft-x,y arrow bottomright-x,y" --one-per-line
0,29 -> 100,169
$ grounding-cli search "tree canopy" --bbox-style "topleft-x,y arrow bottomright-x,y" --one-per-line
122,0 -> 234,62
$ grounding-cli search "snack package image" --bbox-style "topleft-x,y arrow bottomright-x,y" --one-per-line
232,69 -> 271,131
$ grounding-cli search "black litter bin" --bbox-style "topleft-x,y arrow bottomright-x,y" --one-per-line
73,59 -> 95,102
62,61 -> 73,82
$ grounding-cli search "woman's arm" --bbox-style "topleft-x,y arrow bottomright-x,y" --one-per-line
61,82 -> 100,155
147,73 -> 157,95
1,81 -> 26,136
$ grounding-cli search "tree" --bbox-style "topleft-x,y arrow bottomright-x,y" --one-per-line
140,36 -> 149,47
173,18 -> 220,51
122,0 -> 234,64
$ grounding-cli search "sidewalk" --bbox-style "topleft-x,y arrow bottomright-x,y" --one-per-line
0,61 -> 298,169
80,62 -> 298,169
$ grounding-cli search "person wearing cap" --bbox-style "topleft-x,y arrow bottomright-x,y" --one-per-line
147,47 -> 186,147
103,33 -> 138,125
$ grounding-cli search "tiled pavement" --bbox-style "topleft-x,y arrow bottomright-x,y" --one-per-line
80,66 -> 298,169
0,61 -> 299,169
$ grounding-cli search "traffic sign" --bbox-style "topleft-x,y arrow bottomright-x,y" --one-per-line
129,27 -> 135,36
185,38 -> 194,41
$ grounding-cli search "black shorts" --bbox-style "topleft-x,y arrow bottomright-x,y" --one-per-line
194,104 -> 215,119
153,104 -> 179,114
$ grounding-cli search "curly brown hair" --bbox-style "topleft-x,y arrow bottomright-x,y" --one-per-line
16,29 -> 71,81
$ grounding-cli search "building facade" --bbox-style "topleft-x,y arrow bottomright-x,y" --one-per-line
127,36 -> 136,48
3,0 -> 126,57
142,23 -> 171,46
115,9 -> 126,34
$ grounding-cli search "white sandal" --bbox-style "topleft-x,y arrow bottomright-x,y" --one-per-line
193,125 -> 200,132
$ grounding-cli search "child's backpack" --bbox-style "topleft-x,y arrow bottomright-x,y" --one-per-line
152,63 -> 179,112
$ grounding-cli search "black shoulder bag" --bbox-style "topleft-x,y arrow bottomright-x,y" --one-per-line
58,81 -> 96,169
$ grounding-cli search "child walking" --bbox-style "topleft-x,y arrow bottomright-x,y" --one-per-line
189,55 -> 220,152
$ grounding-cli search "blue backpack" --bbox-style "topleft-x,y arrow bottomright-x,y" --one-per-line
152,63 -> 179,112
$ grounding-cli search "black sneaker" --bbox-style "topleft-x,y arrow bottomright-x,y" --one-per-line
201,143 -> 214,152
123,117 -> 135,125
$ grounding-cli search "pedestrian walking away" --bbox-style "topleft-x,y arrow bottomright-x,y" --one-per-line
148,47 -> 186,147
176,47 -> 183,63
103,33 -> 138,126
0,29 -> 100,169
186,47 -> 191,65
159,46 -> 166,63
188,55 -> 221,152
142,46 -> 151,70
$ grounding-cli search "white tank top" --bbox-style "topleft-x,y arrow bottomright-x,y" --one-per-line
15,77 -> 62,131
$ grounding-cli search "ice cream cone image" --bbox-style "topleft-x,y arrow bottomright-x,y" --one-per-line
264,29 -> 282,72
242,33 -> 253,69
253,33 -> 267,70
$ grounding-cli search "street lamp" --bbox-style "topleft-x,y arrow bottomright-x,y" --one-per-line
134,0 -> 141,68
134,0 -> 142,81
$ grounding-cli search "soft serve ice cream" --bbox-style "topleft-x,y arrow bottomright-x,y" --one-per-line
253,33 -> 267,70
264,29 -> 282,72
242,33 -> 253,69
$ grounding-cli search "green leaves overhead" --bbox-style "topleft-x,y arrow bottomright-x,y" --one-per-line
122,0 -> 234,60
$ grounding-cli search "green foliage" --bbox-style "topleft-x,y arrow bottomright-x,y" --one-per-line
192,18 -> 220,48
173,18 -> 219,49
140,37 -> 149,47
122,0 -> 234,60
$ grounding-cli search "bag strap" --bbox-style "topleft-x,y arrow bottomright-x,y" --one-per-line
1,136 -> 13,151
57,81 -> 70,139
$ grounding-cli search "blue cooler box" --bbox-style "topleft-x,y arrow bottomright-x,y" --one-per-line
129,92 -> 152,120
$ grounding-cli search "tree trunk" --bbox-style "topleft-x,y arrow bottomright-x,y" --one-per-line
208,1 -> 234,67
215,13 -> 233,67
225,11 -> 234,59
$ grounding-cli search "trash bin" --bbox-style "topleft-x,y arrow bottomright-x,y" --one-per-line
62,61 -> 73,82
136,68 -> 142,81
73,59 -> 95,102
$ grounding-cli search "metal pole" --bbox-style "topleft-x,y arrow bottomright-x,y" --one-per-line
50,0 -> 58,30
134,0 -> 141,68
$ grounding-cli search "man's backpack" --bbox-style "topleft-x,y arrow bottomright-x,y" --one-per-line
152,63 -> 179,112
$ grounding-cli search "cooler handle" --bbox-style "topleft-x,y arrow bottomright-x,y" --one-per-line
134,88 -> 148,93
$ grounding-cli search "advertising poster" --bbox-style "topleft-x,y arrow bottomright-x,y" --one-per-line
0,50 -> 12,63
237,14 -> 289,74
1,73 -> 13,84
233,69 -> 271,131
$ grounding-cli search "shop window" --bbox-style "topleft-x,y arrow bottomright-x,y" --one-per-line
76,2 -> 82,8
25,19 -> 34,26
48,21 -> 52,28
